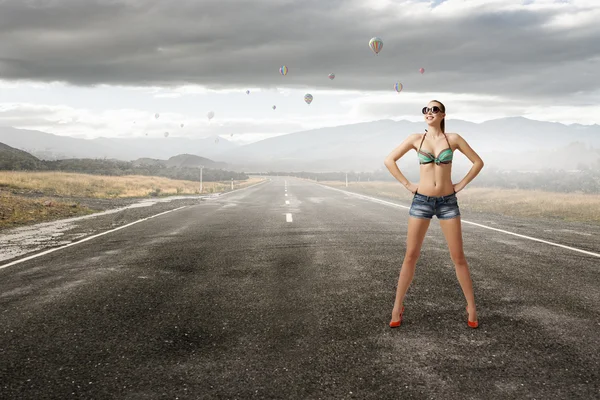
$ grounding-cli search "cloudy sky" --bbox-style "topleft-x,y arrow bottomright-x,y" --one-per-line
0,0 -> 598,144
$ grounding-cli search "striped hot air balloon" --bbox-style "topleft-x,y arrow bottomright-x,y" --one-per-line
369,37 -> 383,55
394,82 -> 403,92
279,65 -> 288,76
328,73 -> 335,80
304,94 -> 313,105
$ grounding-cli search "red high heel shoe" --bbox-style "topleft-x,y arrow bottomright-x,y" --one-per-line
389,306 -> 405,328
466,306 -> 479,329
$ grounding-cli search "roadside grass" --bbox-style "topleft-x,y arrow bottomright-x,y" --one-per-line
0,171 -> 265,229
318,181 -> 600,224
0,192 -> 97,230
0,171 -> 263,198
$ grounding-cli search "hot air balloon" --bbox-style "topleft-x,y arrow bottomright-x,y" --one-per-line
155,113 -> 160,119
394,82 -> 403,92
214,138 -> 219,144
272,105 -> 277,110
304,94 -> 313,105
246,90 -> 250,95
180,123 -> 184,128
369,37 -> 383,55
164,132 -> 169,138
419,67 -> 425,74
328,73 -> 335,80
279,65 -> 288,76
230,133 -> 234,137
207,111 -> 214,121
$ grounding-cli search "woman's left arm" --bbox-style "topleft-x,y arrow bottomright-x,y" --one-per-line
453,133 -> 484,193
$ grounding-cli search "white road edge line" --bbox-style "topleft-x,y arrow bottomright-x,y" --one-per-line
0,206 -> 189,270
1,179 -> 271,270
318,183 -> 600,259
286,213 -> 293,222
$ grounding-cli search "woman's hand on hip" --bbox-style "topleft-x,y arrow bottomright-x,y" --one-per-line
406,182 -> 419,194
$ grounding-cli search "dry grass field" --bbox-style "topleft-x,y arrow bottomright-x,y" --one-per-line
0,171 -> 264,229
318,181 -> 600,224
4,172 -> 596,229
0,171 -> 262,198
0,191 -> 97,229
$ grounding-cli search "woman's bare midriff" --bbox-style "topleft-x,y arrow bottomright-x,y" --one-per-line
416,163 -> 454,197
412,132 -> 456,197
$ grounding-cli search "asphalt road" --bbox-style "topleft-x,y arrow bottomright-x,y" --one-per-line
1,178 -> 599,399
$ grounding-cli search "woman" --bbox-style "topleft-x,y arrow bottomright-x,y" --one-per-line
383,100 -> 484,329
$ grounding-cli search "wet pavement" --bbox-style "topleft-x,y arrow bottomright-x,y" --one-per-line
1,178 -> 598,399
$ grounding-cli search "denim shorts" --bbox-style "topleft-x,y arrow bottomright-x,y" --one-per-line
409,191 -> 461,220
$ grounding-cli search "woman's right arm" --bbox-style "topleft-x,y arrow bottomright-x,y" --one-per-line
384,134 -> 419,193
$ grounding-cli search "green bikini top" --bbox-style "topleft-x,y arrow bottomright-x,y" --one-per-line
417,131 -> 453,165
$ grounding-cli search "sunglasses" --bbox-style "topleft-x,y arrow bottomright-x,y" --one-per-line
422,106 -> 442,115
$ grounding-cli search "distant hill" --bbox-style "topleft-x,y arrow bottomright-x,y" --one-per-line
0,144 -> 246,182
0,142 -> 44,170
133,154 -> 228,169
0,126 -> 237,161
166,154 -> 227,169
215,117 -> 600,172
2,117 -> 600,172
0,144 -> 232,173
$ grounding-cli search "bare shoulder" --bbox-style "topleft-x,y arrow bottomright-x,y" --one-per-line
408,132 -> 424,147
446,132 -> 466,146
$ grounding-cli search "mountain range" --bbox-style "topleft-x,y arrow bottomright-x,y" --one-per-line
1,117 -> 599,172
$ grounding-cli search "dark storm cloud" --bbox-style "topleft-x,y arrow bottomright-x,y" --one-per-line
0,0 -> 598,99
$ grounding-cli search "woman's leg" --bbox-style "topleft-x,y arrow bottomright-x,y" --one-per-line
439,216 -> 477,322
391,216 -> 431,321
